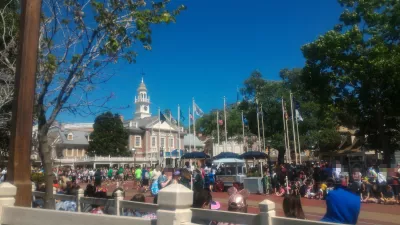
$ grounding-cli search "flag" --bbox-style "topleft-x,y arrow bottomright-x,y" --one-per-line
295,109 -> 304,122
171,117 -> 178,125
193,102 -> 204,117
160,111 -> 167,123
242,115 -> 249,126
284,105 -> 289,120
218,119 -> 223,125
189,113 -> 194,121
256,104 -> 262,116
180,110 -> 185,121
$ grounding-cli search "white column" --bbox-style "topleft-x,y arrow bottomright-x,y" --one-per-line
0,182 -> 17,222
76,188 -> 84,212
114,190 -> 124,216
259,199 -> 276,225
157,184 -> 193,225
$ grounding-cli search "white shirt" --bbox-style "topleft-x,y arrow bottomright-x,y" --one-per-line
152,170 -> 161,181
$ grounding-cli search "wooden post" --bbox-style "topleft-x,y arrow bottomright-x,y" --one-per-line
7,0 -> 42,207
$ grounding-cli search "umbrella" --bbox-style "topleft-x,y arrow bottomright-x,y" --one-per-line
181,151 -> 210,159
213,152 -> 240,159
171,149 -> 181,157
240,151 -> 268,159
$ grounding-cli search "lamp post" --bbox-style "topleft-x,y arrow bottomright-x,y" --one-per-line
131,148 -> 136,167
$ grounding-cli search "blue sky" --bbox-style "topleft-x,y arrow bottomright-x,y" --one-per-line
58,0 -> 343,123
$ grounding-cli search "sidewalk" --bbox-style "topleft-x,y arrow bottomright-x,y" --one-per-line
213,197 -> 400,225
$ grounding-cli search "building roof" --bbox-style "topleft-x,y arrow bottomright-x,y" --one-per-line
184,134 -> 204,147
59,130 -> 90,145
137,80 -> 147,92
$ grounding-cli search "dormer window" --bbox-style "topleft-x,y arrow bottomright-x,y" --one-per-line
67,133 -> 73,141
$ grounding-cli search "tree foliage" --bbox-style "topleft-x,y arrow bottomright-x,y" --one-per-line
196,69 -> 342,162
300,0 -> 400,164
34,0 -> 185,209
88,112 -> 129,157
0,0 -> 19,160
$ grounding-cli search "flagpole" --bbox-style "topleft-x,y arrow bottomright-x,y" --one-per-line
261,104 -> 266,153
223,96 -> 228,153
188,107 -> 191,153
285,114 -> 291,163
217,110 -> 220,154
281,98 -> 288,163
256,98 -> 261,152
241,110 -> 245,154
158,107 -> 161,166
296,110 -> 302,164
284,100 -> 291,163
192,98 -> 196,152
178,105 -> 180,150
290,92 -> 298,165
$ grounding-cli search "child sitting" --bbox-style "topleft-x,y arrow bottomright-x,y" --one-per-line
305,183 -> 316,199
275,184 -> 286,197
317,183 -> 328,200
382,185 -> 396,205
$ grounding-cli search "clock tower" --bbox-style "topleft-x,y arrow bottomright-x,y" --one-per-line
134,77 -> 151,119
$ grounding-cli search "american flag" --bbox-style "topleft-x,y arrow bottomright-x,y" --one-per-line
189,113 -> 194,121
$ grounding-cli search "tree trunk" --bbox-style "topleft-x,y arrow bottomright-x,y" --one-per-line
38,129 -> 55,209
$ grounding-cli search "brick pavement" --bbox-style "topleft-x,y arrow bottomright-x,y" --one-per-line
80,181 -> 400,225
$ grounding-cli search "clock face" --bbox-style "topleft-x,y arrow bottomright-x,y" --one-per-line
144,106 -> 148,111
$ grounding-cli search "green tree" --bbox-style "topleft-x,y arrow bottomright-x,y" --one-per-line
239,69 -> 342,163
35,0 -> 185,208
279,68 -> 341,153
88,112 -> 129,157
300,0 -> 400,164
0,0 -> 19,161
196,107 -> 244,143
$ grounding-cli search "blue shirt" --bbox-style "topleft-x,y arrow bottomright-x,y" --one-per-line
321,187 -> 360,224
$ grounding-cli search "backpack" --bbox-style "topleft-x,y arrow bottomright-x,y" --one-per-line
144,171 -> 150,179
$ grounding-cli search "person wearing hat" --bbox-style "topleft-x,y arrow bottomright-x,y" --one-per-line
216,187 -> 249,225
172,170 -> 181,184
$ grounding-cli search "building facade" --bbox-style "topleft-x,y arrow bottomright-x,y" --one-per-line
123,78 -> 185,166
42,79 -> 186,167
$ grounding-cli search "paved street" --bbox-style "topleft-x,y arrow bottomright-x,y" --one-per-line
82,181 -> 400,225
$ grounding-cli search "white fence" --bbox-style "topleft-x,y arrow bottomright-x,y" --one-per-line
0,182 -> 339,225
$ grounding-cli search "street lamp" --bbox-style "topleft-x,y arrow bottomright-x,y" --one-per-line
131,148 -> 136,167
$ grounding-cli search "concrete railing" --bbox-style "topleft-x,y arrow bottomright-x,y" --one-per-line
2,182 -> 339,225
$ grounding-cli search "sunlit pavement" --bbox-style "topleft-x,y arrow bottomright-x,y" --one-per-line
80,181 -> 400,225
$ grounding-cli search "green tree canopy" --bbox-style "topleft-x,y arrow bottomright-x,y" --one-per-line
88,112 -> 129,157
300,0 -> 400,164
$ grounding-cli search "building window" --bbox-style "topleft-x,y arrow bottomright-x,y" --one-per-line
134,136 -> 141,147
161,137 -> 165,148
67,133 -> 73,141
169,138 -> 174,148
151,136 -> 156,147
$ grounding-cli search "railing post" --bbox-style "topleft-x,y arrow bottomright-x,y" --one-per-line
156,184 -> 193,225
76,188 -> 84,212
32,182 -> 36,203
114,190 -> 123,216
259,199 -> 275,225
0,182 -> 17,222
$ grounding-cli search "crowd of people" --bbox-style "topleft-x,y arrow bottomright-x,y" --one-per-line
22,159 -> 400,224
259,161 -> 400,206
